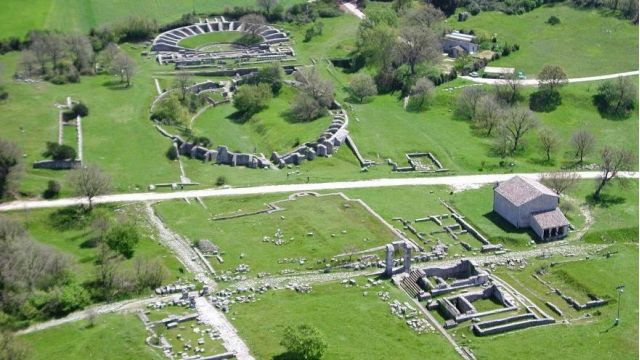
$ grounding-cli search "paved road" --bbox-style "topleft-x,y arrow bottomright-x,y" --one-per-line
460,70 -> 639,86
1,171 -> 636,212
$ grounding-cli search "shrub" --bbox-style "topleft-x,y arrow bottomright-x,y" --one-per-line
280,324 -> 327,360
104,223 -> 140,259
43,180 -> 61,199
529,89 -> 561,112
233,83 -> 272,116
72,102 -> 89,117
44,142 -> 77,161
0,87 -> 8,100
166,145 -> 178,160
547,15 -> 560,25
216,176 -> 227,186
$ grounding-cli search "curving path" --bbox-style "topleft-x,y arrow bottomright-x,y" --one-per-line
459,70 -> 639,86
0,171 -> 636,212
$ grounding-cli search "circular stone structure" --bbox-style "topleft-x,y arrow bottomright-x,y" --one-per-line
151,16 -> 289,53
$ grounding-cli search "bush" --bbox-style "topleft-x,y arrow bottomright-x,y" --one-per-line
44,142 -> 77,161
72,102 -> 89,117
216,176 -> 227,186
43,180 -> 61,199
166,145 -> 178,160
104,223 -> 140,259
547,15 -> 560,25
233,83 -> 272,117
0,87 -> 8,100
280,324 -> 327,360
529,89 -> 561,112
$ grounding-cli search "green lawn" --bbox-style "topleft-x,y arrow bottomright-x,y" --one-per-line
0,0 -> 307,38
454,243 -> 638,360
5,203 -> 184,283
450,5 -> 639,77
154,193 -> 398,275
192,85 -> 331,156
230,280 -> 459,360
21,313 -> 162,360
178,31 -> 248,49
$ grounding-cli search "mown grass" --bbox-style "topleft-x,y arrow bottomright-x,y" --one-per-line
449,4 -> 639,77
153,193 -> 398,275
0,0 -> 307,38
21,313 -> 162,360
178,31 -> 248,49
454,243 -> 638,360
230,280 -> 459,360
192,85 -> 331,155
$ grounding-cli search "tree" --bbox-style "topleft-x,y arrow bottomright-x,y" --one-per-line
475,95 -> 503,136
571,129 -> 595,164
357,24 -> 397,68
456,86 -> 485,120
291,93 -> 323,122
44,142 -> 77,161
348,73 -> 377,103
151,93 -> 189,126
95,241 -> 119,300
537,65 -> 568,92
174,71 -> 192,101
593,146 -> 636,200
98,43 -> 121,71
68,164 -> 111,209
18,50 -> 39,78
110,52 -> 136,87
104,223 -> 140,259
254,62 -> 284,94
494,75 -> 522,105
66,34 -> 95,73
547,15 -> 561,25
44,33 -> 67,71
294,67 -> 334,107
595,76 -> 637,118
72,102 -> 89,117
0,139 -> 23,200
239,14 -> 267,36
257,0 -> 279,17
502,107 -> 539,152
43,180 -> 61,199
529,88 -> 561,112
394,26 -> 441,75
29,32 -> 50,74
280,324 -> 328,360
0,332 -> 29,360
133,258 -> 168,290
233,83 -> 273,117
392,0 -> 413,14
407,77 -> 435,111
537,127 -> 559,161
540,171 -> 579,196
405,3 -> 444,28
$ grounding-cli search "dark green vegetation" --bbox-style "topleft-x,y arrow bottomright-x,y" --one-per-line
0,203 -> 182,330
230,280 -> 459,360
21,313 -> 162,360
154,193 -> 397,275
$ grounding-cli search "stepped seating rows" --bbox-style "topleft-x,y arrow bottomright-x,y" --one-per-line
400,269 -> 426,298
151,17 -> 289,52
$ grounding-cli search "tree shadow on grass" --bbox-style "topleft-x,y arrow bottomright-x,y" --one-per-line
102,79 -> 130,91
226,111 -> 250,124
592,94 -> 634,121
273,352 -> 299,360
483,211 -> 537,245
585,193 -> 626,208
49,206 -> 91,231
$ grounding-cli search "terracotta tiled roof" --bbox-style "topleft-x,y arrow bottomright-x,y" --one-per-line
495,176 -> 557,206
531,208 -> 569,229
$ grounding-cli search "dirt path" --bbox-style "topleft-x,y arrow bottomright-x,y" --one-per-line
460,70 -> 639,86
16,295 -> 174,335
2,172 -> 636,212
143,202 -> 215,288
195,297 -> 255,360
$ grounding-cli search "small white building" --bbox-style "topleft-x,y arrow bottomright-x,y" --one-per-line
443,31 -> 478,56
493,176 -> 569,241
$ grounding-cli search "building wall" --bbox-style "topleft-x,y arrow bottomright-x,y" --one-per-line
518,194 -> 558,228
493,192 -> 520,228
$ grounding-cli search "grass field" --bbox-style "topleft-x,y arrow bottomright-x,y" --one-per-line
178,31 -> 249,49
450,5 -> 639,77
5,203 -> 184,284
192,85 -> 331,155
154,193 -> 398,275
21,313 -> 162,360
454,243 -> 638,360
230,279 -> 459,359
0,0 -> 306,38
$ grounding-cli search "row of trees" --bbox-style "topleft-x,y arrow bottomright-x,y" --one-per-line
17,31 -> 136,86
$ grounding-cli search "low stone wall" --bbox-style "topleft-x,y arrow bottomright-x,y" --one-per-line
33,159 -> 81,169
473,316 -> 555,336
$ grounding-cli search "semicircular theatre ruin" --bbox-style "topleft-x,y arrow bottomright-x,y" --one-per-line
152,17 -> 295,67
